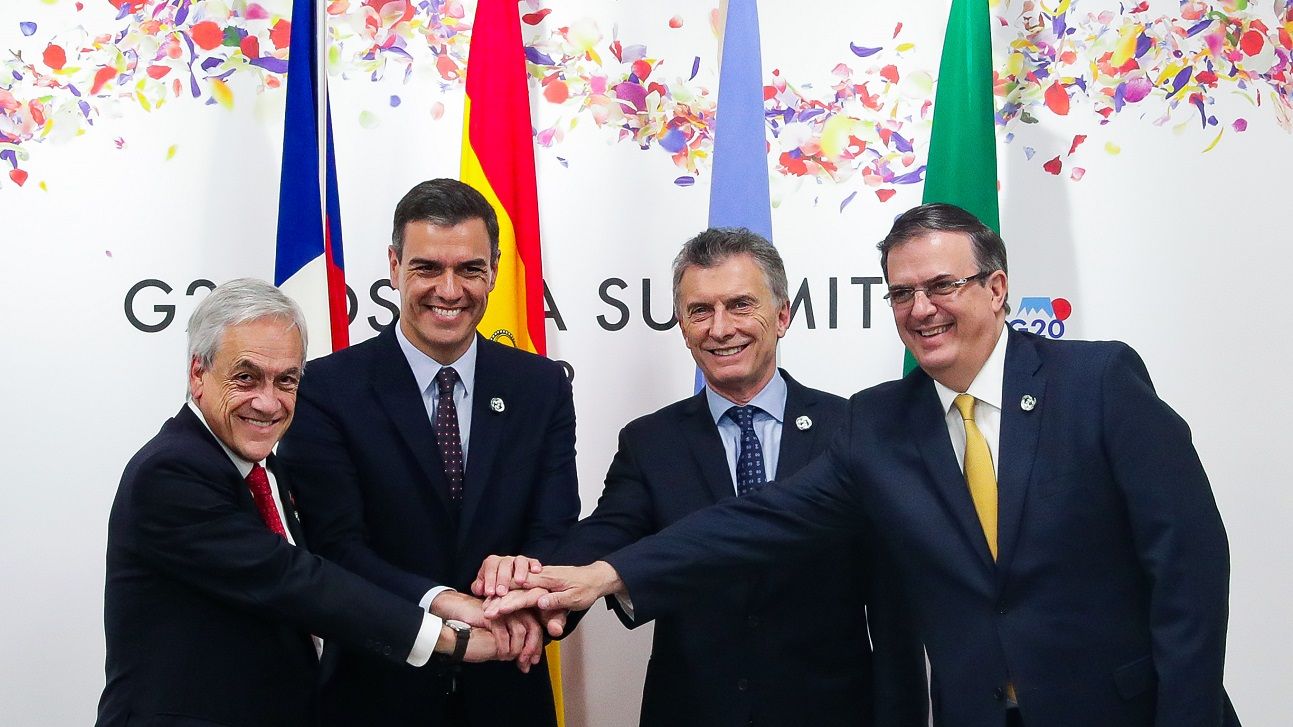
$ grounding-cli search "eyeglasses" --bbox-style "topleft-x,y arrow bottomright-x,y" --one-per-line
883,271 -> 991,308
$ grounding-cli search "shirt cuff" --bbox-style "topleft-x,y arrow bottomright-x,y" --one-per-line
420,585 -> 455,612
613,591 -> 636,622
406,611 -> 444,667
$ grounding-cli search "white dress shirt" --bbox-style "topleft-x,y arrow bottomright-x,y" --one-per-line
706,371 -> 788,489
932,322 -> 1009,480
187,401 -> 441,666
395,325 -> 474,613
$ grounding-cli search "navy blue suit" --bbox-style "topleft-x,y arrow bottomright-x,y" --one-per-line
607,330 -> 1237,727
278,329 -> 579,726
554,371 -> 928,727
98,405 -> 426,727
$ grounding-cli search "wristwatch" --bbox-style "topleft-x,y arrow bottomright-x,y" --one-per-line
444,619 -> 471,663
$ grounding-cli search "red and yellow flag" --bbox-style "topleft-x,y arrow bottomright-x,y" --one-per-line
462,0 -> 546,356
461,2 -> 561,723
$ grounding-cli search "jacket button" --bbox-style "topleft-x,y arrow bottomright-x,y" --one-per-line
747,615 -> 760,628
737,678 -> 749,691
993,687 -> 1006,701
997,603 -> 1008,615
384,645 -> 392,656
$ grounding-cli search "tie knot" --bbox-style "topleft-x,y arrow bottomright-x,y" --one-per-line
953,393 -> 977,422
246,462 -> 269,486
725,405 -> 761,431
435,367 -> 459,396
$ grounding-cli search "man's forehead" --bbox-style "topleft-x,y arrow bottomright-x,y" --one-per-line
216,318 -> 304,365
887,231 -> 975,273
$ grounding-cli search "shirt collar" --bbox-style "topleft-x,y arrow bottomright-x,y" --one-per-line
705,369 -> 787,425
186,399 -> 260,478
934,322 -> 1009,414
396,325 -> 478,398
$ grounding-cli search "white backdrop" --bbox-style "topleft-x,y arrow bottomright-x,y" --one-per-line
2,0 -> 1289,724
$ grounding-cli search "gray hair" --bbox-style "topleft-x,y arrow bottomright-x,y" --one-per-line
671,227 -> 789,312
186,278 -> 308,395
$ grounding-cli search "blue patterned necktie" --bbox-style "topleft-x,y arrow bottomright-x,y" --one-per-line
726,405 -> 767,496
433,367 -> 464,504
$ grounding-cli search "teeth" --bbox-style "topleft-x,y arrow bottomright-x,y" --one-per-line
431,307 -> 463,318
919,324 -> 952,337
243,418 -> 275,427
711,345 -> 746,357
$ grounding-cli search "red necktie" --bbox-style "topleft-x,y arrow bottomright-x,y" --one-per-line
246,463 -> 288,538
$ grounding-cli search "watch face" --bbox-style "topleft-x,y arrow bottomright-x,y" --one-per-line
446,619 -> 471,633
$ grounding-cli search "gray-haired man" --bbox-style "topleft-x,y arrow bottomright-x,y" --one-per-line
97,278 -> 496,727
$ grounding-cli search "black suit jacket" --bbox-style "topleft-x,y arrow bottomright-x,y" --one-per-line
278,330 -> 579,726
97,405 -> 425,727
607,330 -> 1239,727
554,371 -> 928,726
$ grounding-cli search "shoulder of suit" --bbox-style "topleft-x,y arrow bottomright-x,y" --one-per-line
1014,329 -> 1133,368
122,413 -> 230,495
620,394 -> 698,435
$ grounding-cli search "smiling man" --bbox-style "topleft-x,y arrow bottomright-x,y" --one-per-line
488,204 -> 1239,727
277,179 -> 578,727
478,228 -> 927,726
98,279 -> 494,727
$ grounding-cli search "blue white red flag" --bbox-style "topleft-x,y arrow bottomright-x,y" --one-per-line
275,0 -> 348,357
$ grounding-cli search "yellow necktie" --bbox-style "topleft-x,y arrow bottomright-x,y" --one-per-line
953,394 -> 998,560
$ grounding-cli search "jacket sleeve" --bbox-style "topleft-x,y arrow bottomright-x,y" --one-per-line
128,454 -> 424,663
518,363 -> 581,560
605,412 -> 867,625
1100,343 -> 1231,727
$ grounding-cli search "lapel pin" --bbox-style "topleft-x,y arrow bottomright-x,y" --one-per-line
1020,394 -> 1037,412
490,397 -> 506,413
795,415 -> 812,431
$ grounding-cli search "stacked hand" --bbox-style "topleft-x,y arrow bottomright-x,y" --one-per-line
429,590 -> 545,671
472,555 -> 626,637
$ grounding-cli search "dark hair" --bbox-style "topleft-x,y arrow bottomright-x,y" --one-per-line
671,227 -> 789,311
878,203 -> 1010,313
391,179 -> 501,263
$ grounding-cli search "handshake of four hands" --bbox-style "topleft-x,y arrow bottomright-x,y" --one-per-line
432,557 -> 625,670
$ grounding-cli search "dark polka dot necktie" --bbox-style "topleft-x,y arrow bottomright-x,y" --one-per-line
725,405 -> 767,497
434,367 -> 465,504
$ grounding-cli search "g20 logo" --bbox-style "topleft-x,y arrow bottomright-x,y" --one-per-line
1010,296 -> 1072,339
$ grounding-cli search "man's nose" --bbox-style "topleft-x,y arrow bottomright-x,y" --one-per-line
909,289 -> 937,317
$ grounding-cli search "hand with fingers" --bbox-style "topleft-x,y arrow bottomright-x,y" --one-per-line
483,562 -> 624,623
472,554 -> 545,598
429,589 -> 546,671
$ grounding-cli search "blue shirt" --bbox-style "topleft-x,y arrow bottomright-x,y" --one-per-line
705,371 -> 788,493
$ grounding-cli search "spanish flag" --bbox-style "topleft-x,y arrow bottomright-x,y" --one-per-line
462,0 -> 546,356
460,1 -> 562,723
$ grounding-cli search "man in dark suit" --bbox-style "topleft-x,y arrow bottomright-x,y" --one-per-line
277,179 -> 578,726
98,279 -> 496,727
477,228 -> 927,726
492,204 -> 1239,727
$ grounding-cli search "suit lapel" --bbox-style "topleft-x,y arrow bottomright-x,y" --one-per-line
679,392 -> 739,505
371,329 -> 452,513
775,370 -> 819,479
267,455 -> 307,546
908,372 -> 997,572
459,337 -> 506,547
994,330 -> 1046,582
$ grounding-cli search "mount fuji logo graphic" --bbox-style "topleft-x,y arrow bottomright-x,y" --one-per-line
1010,296 -> 1072,339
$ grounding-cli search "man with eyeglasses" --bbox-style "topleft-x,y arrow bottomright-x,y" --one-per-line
487,203 -> 1239,727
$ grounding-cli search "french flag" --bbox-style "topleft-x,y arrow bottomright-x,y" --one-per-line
275,0 -> 348,357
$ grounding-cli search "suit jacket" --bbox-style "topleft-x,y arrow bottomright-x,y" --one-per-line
278,329 -> 579,726
97,405 -> 425,727
607,330 -> 1238,727
554,371 -> 928,727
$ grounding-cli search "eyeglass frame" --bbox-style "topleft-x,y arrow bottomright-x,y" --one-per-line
882,271 -> 993,308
